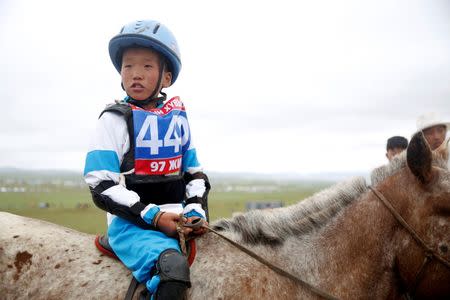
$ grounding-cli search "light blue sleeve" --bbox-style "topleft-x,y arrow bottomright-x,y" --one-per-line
184,210 -> 204,219
182,148 -> 201,172
84,150 -> 120,175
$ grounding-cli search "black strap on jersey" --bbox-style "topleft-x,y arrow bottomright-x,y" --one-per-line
100,102 -> 135,173
92,180 -> 117,194
89,185 -> 154,230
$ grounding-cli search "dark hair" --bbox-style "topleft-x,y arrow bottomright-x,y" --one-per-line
386,136 -> 408,151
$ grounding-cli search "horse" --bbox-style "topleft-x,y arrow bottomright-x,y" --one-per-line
1,132 -> 449,299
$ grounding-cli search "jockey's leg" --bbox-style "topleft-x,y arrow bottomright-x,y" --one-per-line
107,217 -> 185,299
151,249 -> 191,300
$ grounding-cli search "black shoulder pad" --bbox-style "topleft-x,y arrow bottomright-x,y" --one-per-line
99,102 -> 132,119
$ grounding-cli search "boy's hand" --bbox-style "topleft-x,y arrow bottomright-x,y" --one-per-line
155,212 -> 181,238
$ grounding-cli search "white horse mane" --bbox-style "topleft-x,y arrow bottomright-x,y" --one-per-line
213,176 -> 368,245
370,151 -> 407,186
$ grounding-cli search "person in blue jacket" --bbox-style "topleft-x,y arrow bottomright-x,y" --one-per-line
84,19 -> 210,299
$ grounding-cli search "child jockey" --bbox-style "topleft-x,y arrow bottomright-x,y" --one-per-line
83,19 -> 210,299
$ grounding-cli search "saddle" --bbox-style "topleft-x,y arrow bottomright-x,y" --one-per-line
94,234 -> 118,259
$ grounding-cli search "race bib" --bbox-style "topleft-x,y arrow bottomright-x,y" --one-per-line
132,97 -> 191,175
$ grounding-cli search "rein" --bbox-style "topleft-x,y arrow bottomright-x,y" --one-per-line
183,218 -> 338,300
368,186 -> 450,295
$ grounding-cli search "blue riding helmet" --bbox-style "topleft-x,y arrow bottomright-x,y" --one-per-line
109,20 -> 181,84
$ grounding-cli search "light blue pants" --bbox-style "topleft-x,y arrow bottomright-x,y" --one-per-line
108,216 -> 181,293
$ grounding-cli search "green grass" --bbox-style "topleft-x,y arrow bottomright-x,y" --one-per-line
0,178 -> 331,234
5,207 -> 108,234
208,184 -> 325,220
0,185 -> 108,234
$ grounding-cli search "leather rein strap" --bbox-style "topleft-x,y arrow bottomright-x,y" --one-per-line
368,186 -> 450,294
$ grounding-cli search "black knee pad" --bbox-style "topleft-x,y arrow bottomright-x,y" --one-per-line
155,282 -> 188,300
156,249 -> 191,287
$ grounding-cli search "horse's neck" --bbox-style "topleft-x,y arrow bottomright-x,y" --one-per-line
309,191 -> 400,298
198,193 -> 401,299
226,191 -> 400,297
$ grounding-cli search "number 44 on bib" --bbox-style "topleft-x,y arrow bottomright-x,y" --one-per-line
132,99 -> 191,175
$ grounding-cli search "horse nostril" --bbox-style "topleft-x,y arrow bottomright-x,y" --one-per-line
439,244 -> 448,253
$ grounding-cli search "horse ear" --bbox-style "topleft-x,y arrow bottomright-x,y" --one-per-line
407,131 -> 433,184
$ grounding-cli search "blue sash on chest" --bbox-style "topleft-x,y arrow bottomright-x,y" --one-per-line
131,97 -> 191,176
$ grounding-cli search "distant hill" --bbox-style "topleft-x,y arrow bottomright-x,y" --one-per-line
0,167 -> 83,180
0,167 -> 368,184
207,171 -> 368,183
0,168 -> 86,189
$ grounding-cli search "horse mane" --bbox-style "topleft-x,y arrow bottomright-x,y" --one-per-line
370,151 -> 407,186
212,176 -> 368,246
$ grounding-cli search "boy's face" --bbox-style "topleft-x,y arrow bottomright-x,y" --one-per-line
121,48 -> 172,101
422,125 -> 447,150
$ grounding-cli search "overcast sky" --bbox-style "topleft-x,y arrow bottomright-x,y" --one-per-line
1,0 -> 449,176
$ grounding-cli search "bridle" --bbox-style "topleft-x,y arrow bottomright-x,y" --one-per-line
369,186 -> 450,297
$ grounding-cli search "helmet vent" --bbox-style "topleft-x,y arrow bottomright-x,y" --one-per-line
134,20 -> 143,30
153,23 -> 160,34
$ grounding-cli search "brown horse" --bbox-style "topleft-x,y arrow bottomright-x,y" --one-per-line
189,132 -> 450,299
1,132 -> 449,299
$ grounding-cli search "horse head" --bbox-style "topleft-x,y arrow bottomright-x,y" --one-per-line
387,132 -> 450,298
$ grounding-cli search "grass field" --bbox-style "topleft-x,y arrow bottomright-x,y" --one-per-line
0,171 -> 332,234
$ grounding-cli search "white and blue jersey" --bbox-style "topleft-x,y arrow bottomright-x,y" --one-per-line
83,96 -> 207,292
84,96 -> 205,226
